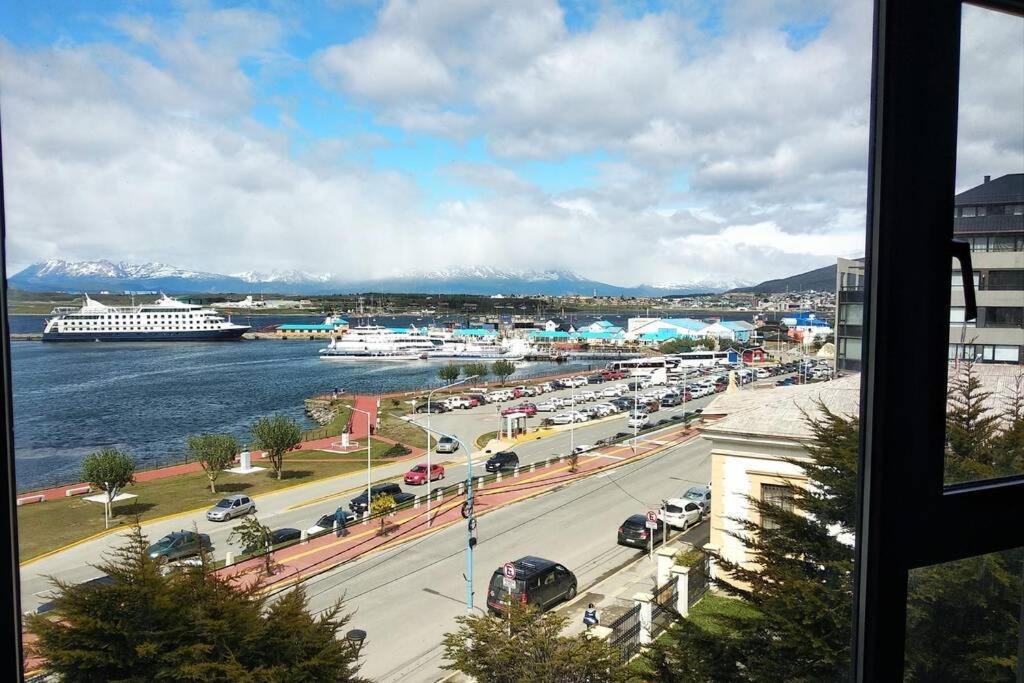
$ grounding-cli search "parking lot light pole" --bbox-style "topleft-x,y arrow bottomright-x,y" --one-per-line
350,406 -> 372,514
426,375 -> 477,526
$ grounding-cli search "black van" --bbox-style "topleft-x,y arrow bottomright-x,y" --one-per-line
486,556 -> 577,614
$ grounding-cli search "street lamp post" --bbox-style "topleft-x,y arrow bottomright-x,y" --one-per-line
426,375 -> 477,526
350,406 -> 372,515
408,422 -> 476,613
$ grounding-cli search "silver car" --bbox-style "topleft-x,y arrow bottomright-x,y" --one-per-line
206,494 -> 256,522
435,436 -> 459,453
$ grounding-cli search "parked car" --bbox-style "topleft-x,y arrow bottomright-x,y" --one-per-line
445,396 -> 473,410
682,485 -> 712,513
618,514 -> 666,548
405,463 -> 445,485
570,376 -> 589,387
502,403 -> 537,417
586,374 -> 605,384
658,498 -> 704,530
536,401 -> 559,412
270,528 -> 302,545
415,402 -> 447,413
349,483 -> 415,513
487,556 -> 577,614
578,406 -> 600,419
661,394 -> 682,407
579,390 -> 598,402
602,370 -> 627,380
435,436 -> 459,454
467,393 -> 488,405
147,530 -> 212,561
206,494 -> 256,522
485,451 -> 520,473
306,509 -> 357,537
593,403 -> 615,417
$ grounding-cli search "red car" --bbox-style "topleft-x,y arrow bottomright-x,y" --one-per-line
501,403 -> 537,417
404,464 -> 445,485
602,370 -> 627,380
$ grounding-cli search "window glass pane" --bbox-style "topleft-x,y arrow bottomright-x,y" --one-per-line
904,547 -> 1023,681
946,3 -> 1024,487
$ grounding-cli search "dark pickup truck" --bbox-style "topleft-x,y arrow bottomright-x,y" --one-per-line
349,483 -> 416,513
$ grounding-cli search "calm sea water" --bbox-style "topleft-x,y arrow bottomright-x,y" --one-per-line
8,314 -> 607,491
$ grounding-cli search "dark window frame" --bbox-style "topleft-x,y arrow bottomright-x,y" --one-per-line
854,0 -> 1024,679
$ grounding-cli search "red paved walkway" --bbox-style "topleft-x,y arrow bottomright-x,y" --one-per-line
219,425 -> 698,593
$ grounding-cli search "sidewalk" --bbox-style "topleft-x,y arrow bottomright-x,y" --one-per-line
561,522 -> 711,637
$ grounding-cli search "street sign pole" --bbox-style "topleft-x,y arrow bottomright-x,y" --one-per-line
646,509 -> 658,560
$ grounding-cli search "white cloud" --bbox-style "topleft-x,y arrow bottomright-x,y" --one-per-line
1,1 -> 1020,289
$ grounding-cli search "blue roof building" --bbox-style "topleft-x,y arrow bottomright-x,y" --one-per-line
453,329 -> 499,337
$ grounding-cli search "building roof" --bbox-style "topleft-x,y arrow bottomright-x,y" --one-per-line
592,320 -> 615,328
662,318 -> 709,331
703,363 -> 1022,442
954,173 -> 1024,206
277,324 -> 336,331
575,331 -> 624,340
722,320 -> 756,331
702,374 -> 861,441
640,330 -> 682,341
452,328 -> 498,336
529,330 -> 571,338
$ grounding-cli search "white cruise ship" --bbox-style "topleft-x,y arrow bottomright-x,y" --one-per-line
42,294 -> 249,342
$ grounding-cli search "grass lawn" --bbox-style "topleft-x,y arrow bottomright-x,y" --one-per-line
377,401 -> 435,449
18,442 -> 397,561
475,430 -> 500,448
686,593 -> 759,636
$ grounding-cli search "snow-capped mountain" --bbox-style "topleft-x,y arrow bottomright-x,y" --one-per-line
231,270 -> 335,284
644,278 -> 754,293
9,259 -> 737,296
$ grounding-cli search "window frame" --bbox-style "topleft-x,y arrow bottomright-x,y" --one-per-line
854,0 -> 1024,679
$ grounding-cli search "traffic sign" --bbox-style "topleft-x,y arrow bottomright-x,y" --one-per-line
646,510 -> 658,529
503,562 -> 516,580
503,577 -> 517,591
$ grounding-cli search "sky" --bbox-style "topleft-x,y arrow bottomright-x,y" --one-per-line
0,0 -> 1021,287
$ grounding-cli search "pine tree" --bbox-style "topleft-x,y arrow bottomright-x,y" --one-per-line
28,526 -> 366,682
442,601 -> 627,683
991,371 -> 1024,476
945,360 -> 1000,480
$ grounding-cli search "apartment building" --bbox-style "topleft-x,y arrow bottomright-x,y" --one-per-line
949,173 -> 1024,363
835,257 -> 865,373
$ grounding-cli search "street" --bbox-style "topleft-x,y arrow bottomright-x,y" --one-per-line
299,435 -> 712,682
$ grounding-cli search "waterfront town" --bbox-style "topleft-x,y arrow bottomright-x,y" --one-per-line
1,0 -> 1022,679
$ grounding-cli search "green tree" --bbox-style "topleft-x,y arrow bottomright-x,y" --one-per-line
80,449 -> 136,529
251,414 -> 302,480
659,339 -> 694,354
370,493 -> 396,536
491,359 -> 516,386
462,362 -> 489,382
27,526 -> 366,682
187,433 -> 239,493
442,600 -> 627,683
991,372 -> 1024,475
228,515 -> 277,575
438,364 -> 461,385
643,616 -> 742,682
946,360 -> 1000,480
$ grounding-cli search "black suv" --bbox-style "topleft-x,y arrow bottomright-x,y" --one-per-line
485,451 -> 519,473
349,483 -> 415,513
585,374 -> 605,384
486,556 -> 577,614
415,402 -> 447,413
617,514 -> 666,549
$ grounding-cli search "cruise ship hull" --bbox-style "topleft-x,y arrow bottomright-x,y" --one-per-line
42,328 -> 248,342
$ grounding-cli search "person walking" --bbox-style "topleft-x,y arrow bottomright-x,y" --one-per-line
583,603 -> 599,630
334,507 -> 348,537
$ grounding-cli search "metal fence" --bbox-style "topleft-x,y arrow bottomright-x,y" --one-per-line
651,577 -> 678,638
607,602 -> 642,661
687,552 -> 710,608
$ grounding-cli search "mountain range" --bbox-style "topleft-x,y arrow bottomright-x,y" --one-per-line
728,261 -> 850,294
8,259 -> 751,297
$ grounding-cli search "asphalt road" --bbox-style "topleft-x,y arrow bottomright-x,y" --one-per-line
18,369 -> 784,613
297,435 -> 713,683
